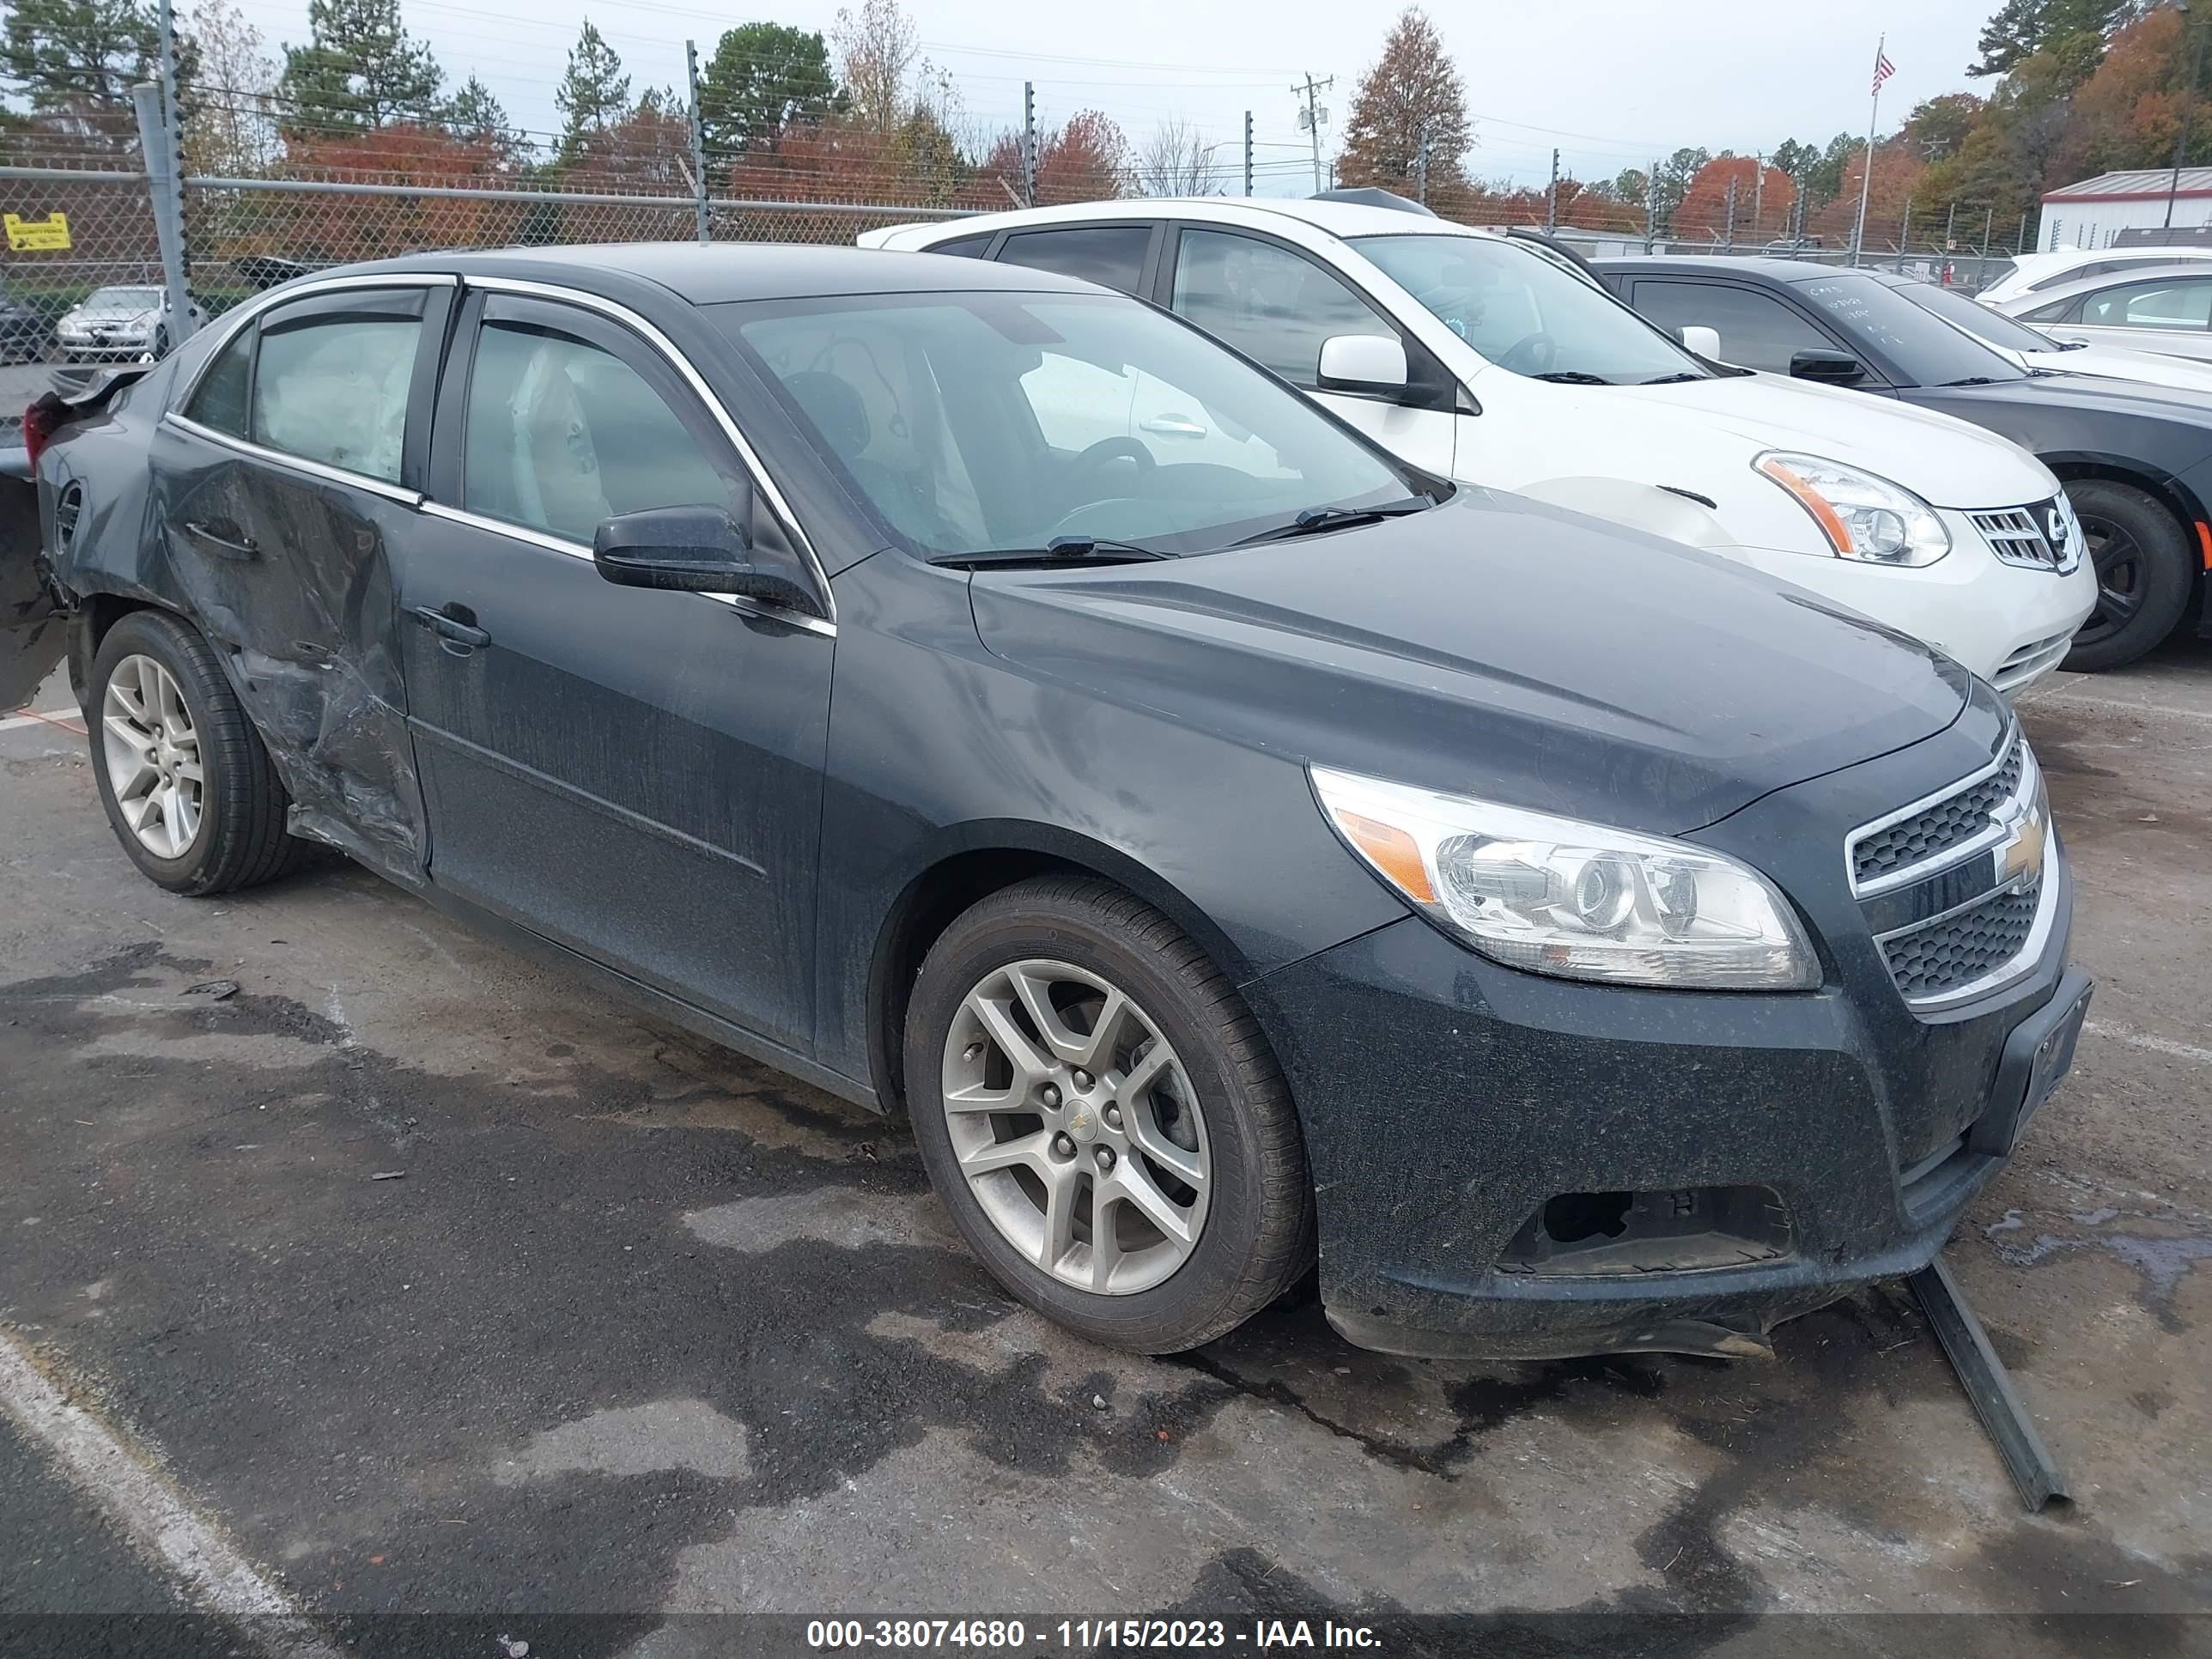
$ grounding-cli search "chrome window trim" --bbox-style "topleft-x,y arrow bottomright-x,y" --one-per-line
171,272 -> 459,411
417,501 -> 836,639
164,411 -> 424,506
459,275 -> 834,623
1845,722 -> 2022,898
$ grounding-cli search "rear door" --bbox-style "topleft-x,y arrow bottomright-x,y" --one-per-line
399,285 -> 833,1053
156,278 -> 449,872
2041,275 -> 2212,360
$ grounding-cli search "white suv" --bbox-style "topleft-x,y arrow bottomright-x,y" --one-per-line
862,198 -> 2094,694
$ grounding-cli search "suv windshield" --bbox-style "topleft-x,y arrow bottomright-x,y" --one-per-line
1793,271 -> 2027,385
1888,278 -> 2056,356
720,289 -> 1428,559
85,287 -> 161,310
1351,232 -> 1706,384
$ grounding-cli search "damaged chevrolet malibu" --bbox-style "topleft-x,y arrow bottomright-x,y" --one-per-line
13,246 -> 2090,1360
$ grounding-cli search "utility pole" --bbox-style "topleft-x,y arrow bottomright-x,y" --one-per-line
2169,0 -> 2206,229
1243,110 -> 1253,196
151,0 -> 192,343
1021,81 -> 1037,208
1545,147 -> 1559,232
1294,73 -> 1333,195
684,40 -> 709,243
1644,159 -> 1658,253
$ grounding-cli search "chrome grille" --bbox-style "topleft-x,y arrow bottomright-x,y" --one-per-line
1968,496 -> 2081,573
1852,736 -> 2023,887
1881,879 -> 2042,1000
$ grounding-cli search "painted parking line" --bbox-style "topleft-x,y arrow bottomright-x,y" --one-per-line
0,705 -> 84,735
2085,1019 -> 2212,1067
0,1329 -> 343,1659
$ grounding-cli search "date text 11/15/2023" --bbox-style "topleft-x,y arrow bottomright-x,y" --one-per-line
804,1619 -> 1384,1650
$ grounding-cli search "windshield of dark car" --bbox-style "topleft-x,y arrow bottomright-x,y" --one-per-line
1891,279 -> 2056,356
1351,232 -> 1705,383
719,289 -> 1428,558
1795,272 -> 2027,385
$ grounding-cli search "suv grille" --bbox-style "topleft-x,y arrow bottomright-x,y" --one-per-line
1968,497 -> 2081,573
1852,738 -> 2023,886
1881,878 -> 2041,1000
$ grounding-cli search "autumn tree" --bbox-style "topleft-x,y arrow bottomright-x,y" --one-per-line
556,19 -> 629,167
976,108 -> 1130,205
833,0 -> 915,135
182,0 -> 278,175
1338,8 -> 1472,198
1674,155 -> 1796,240
697,21 -> 836,157
278,0 -> 442,135
1135,115 -> 1220,196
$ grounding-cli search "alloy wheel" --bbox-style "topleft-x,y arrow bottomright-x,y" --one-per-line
2074,510 -> 2143,648
100,653 -> 204,858
939,958 -> 1210,1295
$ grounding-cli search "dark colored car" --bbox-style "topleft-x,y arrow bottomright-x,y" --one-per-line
0,281 -> 49,366
10,246 -> 2089,1360
1595,255 -> 2212,671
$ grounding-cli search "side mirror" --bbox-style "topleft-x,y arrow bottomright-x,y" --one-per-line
1790,347 -> 1866,386
592,501 -> 818,615
1316,333 -> 1409,393
1678,325 -> 1722,360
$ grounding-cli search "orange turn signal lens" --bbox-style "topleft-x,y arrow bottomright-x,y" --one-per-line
1756,455 -> 1854,556
1333,810 -> 1437,904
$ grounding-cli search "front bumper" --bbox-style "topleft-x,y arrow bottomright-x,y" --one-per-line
1246,711 -> 2084,1361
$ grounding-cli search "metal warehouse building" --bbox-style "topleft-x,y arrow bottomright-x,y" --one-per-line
2039,167 -> 2212,251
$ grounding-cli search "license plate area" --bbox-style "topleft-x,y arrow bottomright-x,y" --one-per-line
1969,972 -> 2092,1158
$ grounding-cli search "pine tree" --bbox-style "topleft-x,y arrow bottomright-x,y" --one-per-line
444,72 -> 520,159
0,0 -> 162,130
556,19 -> 629,166
697,21 -> 835,156
277,0 -> 443,133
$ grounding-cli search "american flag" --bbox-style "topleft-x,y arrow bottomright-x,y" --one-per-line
1872,48 -> 1897,95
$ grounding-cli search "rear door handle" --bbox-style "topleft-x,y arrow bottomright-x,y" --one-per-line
410,605 -> 490,648
181,519 -> 258,559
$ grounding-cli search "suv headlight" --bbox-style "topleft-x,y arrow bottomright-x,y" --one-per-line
1755,451 -> 1951,567
1311,768 -> 1819,990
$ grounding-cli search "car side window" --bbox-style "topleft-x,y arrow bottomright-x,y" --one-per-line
250,303 -> 422,483
994,226 -> 1152,295
1169,228 -> 1395,386
1633,279 -> 1834,373
926,232 -> 993,258
185,325 -> 252,437
2021,294 -> 2079,323
2081,277 -> 2212,331
462,317 -> 732,545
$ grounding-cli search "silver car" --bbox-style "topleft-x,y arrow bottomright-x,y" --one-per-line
1996,262 -> 2212,362
55,285 -> 204,362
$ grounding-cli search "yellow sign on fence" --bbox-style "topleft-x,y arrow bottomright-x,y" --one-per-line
3,212 -> 71,252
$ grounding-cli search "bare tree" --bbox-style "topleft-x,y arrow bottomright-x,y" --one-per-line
833,0 -> 915,135
1135,114 -> 1220,196
184,0 -> 280,176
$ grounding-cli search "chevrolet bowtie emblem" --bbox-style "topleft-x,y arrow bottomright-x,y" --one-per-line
1996,792 -> 2047,886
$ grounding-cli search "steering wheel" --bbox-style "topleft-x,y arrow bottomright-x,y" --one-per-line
1073,436 -> 1155,478
1498,331 -> 1559,375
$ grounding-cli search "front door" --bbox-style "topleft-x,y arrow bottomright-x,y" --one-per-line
398,288 -> 832,1052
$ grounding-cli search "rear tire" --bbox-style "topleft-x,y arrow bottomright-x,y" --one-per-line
87,610 -> 311,896
2062,479 -> 2195,672
904,876 -> 1313,1353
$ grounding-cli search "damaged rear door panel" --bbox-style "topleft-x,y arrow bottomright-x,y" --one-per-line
0,473 -> 61,711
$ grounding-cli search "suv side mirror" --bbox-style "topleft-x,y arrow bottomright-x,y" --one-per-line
1790,347 -> 1866,386
1678,325 -> 1722,360
1316,334 -> 1409,394
592,500 -> 818,615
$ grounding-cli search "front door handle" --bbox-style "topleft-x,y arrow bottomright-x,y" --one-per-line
410,605 -> 490,648
181,519 -> 258,559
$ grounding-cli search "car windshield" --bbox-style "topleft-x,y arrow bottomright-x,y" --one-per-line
1351,232 -> 1706,384
719,289 -> 1428,559
85,287 -> 161,310
1793,271 -> 2027,385
1891,279 -> 2056,355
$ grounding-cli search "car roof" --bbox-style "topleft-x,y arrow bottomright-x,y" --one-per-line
351,241 -> 1103,304
2002,261 -> 2212,305
1589,255 -> 1852,283
896,194 -> 1506,246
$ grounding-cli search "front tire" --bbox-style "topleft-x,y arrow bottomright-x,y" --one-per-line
904,877 -> 1313,1353
87,610 -> 310,896
2063,479 -> 2195,672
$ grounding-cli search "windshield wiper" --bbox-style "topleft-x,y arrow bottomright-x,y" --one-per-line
1637,372 -> 1705,385
929,536 -> 1176,571
1530,369 -> 1614,385
1939,375 -> 2004,387
1234,498 -> 1430,545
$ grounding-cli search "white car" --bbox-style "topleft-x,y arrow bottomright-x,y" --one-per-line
1992,263 -> 2212,363
55,284 -> 204,362
1883,268 -> 2212,392
1974,245 -> 2212,309
862,198 -> 2094,695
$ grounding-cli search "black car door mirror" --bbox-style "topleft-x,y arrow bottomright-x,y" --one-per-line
592,500 -> 817,615
1790,348 -> 1866,386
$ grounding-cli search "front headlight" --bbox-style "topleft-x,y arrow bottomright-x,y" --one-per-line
1755,451 -> 1951,567
1311,768 -> 1819,990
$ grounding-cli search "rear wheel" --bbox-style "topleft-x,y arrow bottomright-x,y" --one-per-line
88,610 -> 310,895
904,877 -> 1313,1352
2062,479 -> 2195,672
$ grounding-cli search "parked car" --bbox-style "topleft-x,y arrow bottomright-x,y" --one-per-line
1974,244 -> 2212,309
862,198 -> 2092,696
1597,256 -> 2212,672
1879,267 -> 2212,394
0,280 -> 49,365
55,284 -> 204,362
13,246 -> 2089,1362
1990,262 -> 2212,362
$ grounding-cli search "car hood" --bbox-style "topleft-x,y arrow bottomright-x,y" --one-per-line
2026,343 -> 2212,393
1588,370 -> 2054,509
63,307 -> 156,330
966,490 -> 1969,836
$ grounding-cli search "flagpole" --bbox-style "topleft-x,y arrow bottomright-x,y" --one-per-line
1850,33 -> 1884,267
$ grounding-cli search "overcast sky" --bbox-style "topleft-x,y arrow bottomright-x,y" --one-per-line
222,0 -> 1996,193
